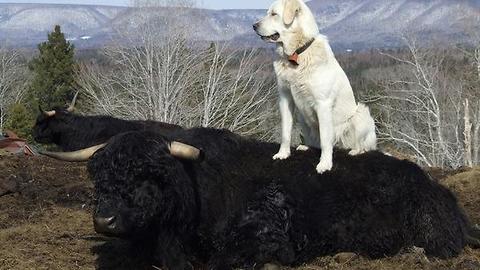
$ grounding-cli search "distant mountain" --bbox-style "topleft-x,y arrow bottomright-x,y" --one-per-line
0,4 -> 125,47
307,0 -> 480,50
0,1 -> 479,50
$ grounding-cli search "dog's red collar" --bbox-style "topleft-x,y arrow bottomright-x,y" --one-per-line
288,38 -> 315,66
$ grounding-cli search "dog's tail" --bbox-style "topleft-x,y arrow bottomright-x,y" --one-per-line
342,103 -> 377,152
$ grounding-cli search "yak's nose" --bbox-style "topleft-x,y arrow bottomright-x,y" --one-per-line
94,216 -> 117,234
253,22 -> 260,31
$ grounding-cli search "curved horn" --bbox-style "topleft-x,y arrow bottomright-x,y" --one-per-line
43,110 -> 56,117
169,141 -> 201,160
39,104 -> 56,117
38,104 -> 57,117
67,91 -> 79,112
40,143 -> 107,162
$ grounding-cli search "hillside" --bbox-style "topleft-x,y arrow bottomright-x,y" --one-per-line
309,0 -> 480,49
0,0 -> 479,50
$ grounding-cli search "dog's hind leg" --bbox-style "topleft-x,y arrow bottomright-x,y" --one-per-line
346,103 -> 376,155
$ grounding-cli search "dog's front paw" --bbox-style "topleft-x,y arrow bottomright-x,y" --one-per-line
348,149 -> 365,156
273,150 -> 291,160
316,159 -> 332,174
296,145 -> 309,151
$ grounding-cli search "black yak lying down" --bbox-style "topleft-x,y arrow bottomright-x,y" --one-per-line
46,128 -> 478,269
33,94 -> 181,151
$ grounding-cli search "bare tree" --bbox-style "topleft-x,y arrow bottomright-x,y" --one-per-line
473,101 -> 480,164
195,44 -> 277,139
464,99 -> 473,167
78,0 -> 202,124
78,44 -> 278,139
458,10 -> 480,83
458,15 -> 480,165
77,0 -> 278,139
78,41 -> 201,123
372,37 -> 465,168
0,45 -> 25,133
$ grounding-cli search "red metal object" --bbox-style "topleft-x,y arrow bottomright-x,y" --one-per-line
0,130 -> 35,156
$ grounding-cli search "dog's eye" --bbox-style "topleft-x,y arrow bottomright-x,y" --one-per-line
271,12 -> 278,16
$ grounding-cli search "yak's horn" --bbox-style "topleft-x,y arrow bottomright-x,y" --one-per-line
40,143 -> 107,162
43,110 -> 56,117
67,91 -> 79,112
41,104 -> 56,117
39,104 -> 56,117
169,141 -> 201,160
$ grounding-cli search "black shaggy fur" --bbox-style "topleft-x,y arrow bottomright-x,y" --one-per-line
33,109 -> 181,151
89,128 -> 475,270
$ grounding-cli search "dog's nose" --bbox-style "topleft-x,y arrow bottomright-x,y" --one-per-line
94,216 -> 117,233
253,22 -> 260,31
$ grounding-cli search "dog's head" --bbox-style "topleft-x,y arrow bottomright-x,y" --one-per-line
253,0 -> 318,45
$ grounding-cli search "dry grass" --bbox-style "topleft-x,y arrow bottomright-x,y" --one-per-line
442,167 -> 480,224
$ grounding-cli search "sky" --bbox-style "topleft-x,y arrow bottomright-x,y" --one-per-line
0,0 -> 275,9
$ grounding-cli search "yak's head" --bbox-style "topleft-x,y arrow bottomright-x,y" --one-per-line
88,131 -> 199,237
33,92 -> 78,144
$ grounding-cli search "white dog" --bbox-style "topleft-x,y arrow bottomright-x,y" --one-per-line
253,0 -> 377,173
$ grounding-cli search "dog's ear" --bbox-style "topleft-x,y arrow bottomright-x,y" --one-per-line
283,0 -> 301,25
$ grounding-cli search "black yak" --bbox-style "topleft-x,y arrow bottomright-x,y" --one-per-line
33,93 -> 181,151
42,128 -> 480,270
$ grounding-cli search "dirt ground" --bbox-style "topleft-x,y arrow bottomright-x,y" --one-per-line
0,155 -> 479,270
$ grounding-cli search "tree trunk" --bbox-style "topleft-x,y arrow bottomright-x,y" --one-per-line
473,101 -> 480,164
464,99 -> 473,167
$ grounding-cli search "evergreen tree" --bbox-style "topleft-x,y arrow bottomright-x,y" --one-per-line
29,25 -> 76,109
4,103 -> 34,141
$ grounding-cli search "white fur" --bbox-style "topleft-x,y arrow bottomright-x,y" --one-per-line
254,0 -> 377,173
